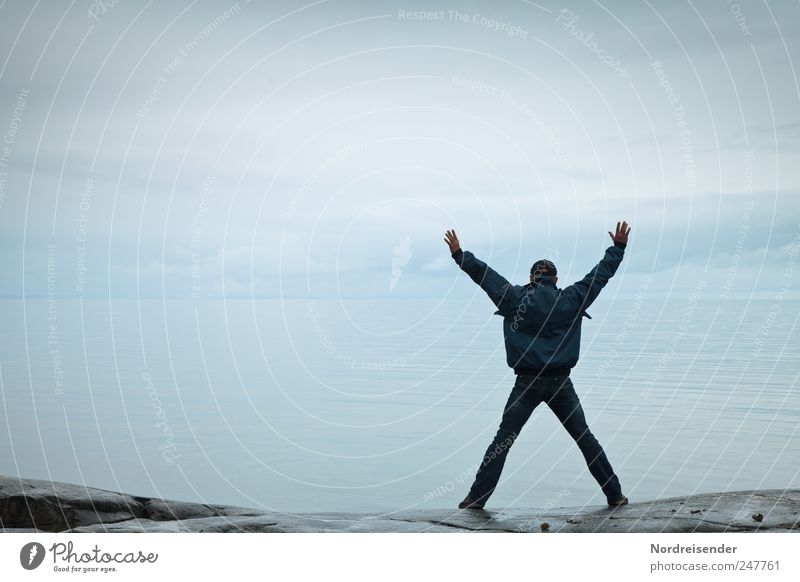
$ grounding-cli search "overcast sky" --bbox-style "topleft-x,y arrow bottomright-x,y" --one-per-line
0,0 -> 798,299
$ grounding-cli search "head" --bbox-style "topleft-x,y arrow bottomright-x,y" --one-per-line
530,259 -> 558,285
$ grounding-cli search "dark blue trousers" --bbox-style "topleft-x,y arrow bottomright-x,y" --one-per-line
468,373 -> 623,505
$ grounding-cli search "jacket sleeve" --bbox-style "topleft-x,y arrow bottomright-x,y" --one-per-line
562,242 -> 626,314
451,248 -> 515,313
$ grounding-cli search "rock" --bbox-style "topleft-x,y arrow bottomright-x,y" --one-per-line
2,475 -> 799,533
141,499 -> 221,521
0,476 -> 145,531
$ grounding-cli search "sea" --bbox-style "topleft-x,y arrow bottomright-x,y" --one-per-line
1,296 -> 798,513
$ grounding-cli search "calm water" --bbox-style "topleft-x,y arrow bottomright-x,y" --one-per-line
1,297 -> 798,513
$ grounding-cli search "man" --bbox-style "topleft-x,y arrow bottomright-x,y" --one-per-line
444,221 -> 631,510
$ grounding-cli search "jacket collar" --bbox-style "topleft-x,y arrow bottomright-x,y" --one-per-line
527,278 -> 557,289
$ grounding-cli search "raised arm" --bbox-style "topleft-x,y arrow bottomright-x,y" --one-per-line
562,221 -> 631,313
444,229 -> 514,312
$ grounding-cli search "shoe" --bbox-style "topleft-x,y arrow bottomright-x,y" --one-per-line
607,495 -> 629,508
458,495 -> 485,510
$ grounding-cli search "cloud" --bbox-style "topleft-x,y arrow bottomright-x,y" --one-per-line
0,1 -> 797,299
420,254 -> 451,273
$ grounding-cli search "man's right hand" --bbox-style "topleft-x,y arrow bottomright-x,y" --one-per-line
608,221 -> 631,246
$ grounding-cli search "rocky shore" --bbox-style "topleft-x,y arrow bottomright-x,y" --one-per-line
1,476 -> 798,533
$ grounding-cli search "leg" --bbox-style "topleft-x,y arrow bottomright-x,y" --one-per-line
546,377 -> 623,502
467,376 -> 543,505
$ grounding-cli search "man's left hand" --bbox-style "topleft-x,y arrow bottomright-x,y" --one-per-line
444,229 -> 461,254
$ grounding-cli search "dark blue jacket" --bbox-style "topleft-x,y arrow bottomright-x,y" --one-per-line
451,242 -> 626,376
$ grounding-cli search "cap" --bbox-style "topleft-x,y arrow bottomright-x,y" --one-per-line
530,259 -> 557,278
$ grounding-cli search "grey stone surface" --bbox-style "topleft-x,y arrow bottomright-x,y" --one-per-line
2,476 -> 798,533
0,476 -> 145,531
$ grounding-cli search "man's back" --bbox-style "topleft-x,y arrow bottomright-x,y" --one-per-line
448,232 -> 627,375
